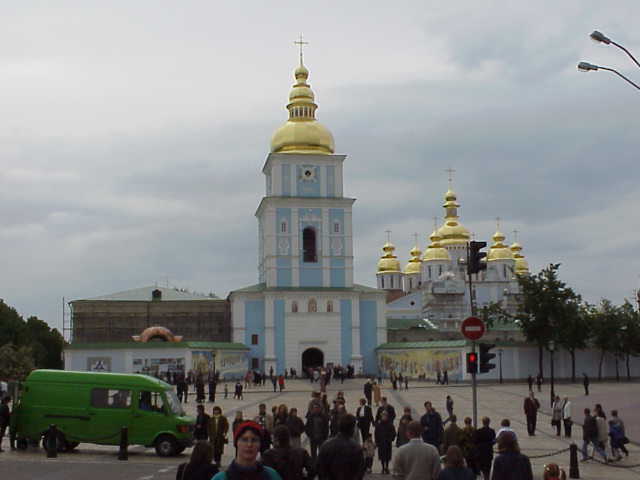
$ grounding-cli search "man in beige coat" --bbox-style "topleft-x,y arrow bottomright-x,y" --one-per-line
392,421 -> 441,480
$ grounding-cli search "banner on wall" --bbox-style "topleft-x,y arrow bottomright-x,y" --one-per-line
378,349 -> 463,379
192,350 -> 248,377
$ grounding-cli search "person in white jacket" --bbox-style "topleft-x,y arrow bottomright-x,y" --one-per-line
562,397 -> 572,438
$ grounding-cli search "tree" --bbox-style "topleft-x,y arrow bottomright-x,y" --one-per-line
0,300 -> 27,346
24,316 -> 65,369
514,264 -> 581,378
556,299 -> 591,382
617,300 -> 640,381
589,299 -> 622,380
0,344 -> 35,381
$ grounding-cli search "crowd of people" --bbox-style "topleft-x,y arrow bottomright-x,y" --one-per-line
176,376 -> 630,480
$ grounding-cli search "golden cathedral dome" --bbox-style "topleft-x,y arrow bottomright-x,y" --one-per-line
487,230 -> 515,261
404,245 -> 423,274
423,230 -> 451,262
510,241 -> 530,275
437,189 -> 471,246
377,242 -> 401,273
270,59 -> 335,155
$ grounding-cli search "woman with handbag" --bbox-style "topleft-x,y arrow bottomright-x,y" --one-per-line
209,406 -> 230,465
551,396 -> 562,436
561,397 -> 572,438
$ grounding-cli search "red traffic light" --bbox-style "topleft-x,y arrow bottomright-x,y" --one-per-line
466,352 -> 478,374
469,353 -> 477,362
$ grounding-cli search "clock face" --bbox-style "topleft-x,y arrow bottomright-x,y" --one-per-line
300,165 -> 317,182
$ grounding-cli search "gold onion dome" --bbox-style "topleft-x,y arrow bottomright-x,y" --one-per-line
510,242 -> 530,275
423,230 -> 451,262
270,60 -> 335,155
377,242 -> 401,273
404,245 -> 423,274
437,189 -> 471,246
487,230 -> 515,261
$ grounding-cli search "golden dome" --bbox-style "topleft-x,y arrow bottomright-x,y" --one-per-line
437,189 -> 471,246
487,230 -> 515,261
404,245 -> 423,274
270,60 -> 335,155
510,242 -> 530,275
377,242 -> 401,273
423,230 -> 451,262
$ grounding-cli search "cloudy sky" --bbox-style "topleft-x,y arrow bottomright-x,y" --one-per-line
1,1 -> 639,334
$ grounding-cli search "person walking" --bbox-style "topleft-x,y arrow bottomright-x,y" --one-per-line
232,411 -> 244,435
274,404 -> 288,428
212,421 -> 282,480
208,371 -> 217,403
305,403 -> 329,463
442,415 -> 463,453
536,373 -> 543,393
278,375 -> 285,392
595,410 -> 609,460
208,406 -> 229,465
583,373 -> 589,396
610,410 -> 629,458
285,408 -> 305,449
460,417 -> 478,476
375,397 -> 397,425
176,441 -> 219,480
489,431 -> 533,480
255,404 -> 275,454
551,395 -> 562,436
374,411 -> 396,474
404,375 -> 409,390
562,397 -> 572,438
421,401 -> 444,451
0,396 -> 11,452
363,436 -> 376,474
474,417 -> 496,480
234,381 -> 243,400
317,414 -> 366,480
609,419 -> 626,461
196,375 -> 205,403
373,381 -> 382,407
396,407 -> 413,448
527,375 -> 533,392
581,408 -> 608,463
262,425 -> 314,480
356,398 -> 374,441
392,421 -> 441,480
364,379 -> 373,406
523,392 -> 540,436
194,404 -> 210,442
437,445 -> 474,480
445,396 -> 454,420
442,370 -> 449,385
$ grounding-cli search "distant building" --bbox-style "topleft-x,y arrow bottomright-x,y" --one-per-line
69,285 -> 230,343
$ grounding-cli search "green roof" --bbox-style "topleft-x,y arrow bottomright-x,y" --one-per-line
387,318 -> 437,330
74,285 -> 220,302
231,283 -> 382,294
376,340 -> 468,350
65,341 -> 249,351
26,369 -> 169,389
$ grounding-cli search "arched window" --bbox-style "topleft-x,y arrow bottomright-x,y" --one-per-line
281,221 -> 287,233
303,227 -> 317,263
326,300 -> 333,312
308,298 -> 317,312
292,301 -> 298,313
390,276 -> 394,288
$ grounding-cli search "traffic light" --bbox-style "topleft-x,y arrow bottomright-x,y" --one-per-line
466,352 -> 478,374
468,241 -> 487,274
479,343 -> 496,373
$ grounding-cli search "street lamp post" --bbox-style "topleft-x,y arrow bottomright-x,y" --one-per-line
549,340 -> 556,407
498,348 -> 504,384
578,30 -> 640,91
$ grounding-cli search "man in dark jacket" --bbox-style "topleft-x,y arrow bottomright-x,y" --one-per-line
356,398 -> 374,441
305,403 -> 329,462
363,380 -> 373,406
523,392 -> 540,436
317,414 -> 365,480
581,408 -> 607,462
286,407 -> 305,449
474,416 -> 496,480
583,373 -> 590,396
420,401 -> 443,450
193,404 -> 210,441
375,397 -> 396,424
263,425 -> 314,480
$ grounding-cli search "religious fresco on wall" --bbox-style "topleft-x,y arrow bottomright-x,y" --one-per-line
191,350 -> 248,378
377,349 -> 463,380
132,357 -> 184,376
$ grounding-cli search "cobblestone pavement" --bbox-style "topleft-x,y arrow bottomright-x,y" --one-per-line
2,378 -> 640,479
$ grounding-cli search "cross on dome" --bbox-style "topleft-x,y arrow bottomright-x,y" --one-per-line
294,33 -> 309,65
445,168 -> 456,187
385,229 -> 392,243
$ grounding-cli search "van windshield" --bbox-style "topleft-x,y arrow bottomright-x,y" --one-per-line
164,389 -> 184,416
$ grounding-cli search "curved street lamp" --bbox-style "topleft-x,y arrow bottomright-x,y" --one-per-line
590,30 -> 640,69
577,62 -> 640,90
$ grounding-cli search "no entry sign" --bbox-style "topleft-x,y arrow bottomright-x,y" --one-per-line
461,316 -> 485,341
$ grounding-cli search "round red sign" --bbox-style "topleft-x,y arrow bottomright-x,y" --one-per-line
461,316 -> 485,340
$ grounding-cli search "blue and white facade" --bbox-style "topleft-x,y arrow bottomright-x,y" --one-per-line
230,151 -> 386,376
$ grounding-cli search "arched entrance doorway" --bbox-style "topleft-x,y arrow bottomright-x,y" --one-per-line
302,347 -> 324,373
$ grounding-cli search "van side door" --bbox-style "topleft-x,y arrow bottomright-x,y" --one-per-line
129,390 -> 169,447
85,388 -> 132,445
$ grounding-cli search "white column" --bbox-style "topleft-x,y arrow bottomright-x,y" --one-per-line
264,296 -> 276,373
292,208 -> 300,287
351,296 -> 363,371
322,207 -> 330,287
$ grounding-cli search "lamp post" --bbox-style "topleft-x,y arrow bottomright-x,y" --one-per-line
498,348 -> 504,384
549,340 -> 556,407
578,30 -> 640,91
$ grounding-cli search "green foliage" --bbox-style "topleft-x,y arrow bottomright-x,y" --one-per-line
0,299 -> 65,378
0,344 -> 35,380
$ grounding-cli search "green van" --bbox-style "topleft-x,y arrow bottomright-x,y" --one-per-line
11,369 -> 194,456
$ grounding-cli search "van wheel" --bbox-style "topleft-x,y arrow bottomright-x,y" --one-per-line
66,441 -> 80,451
154,435 -> 177,457
42,431 -> 68,453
